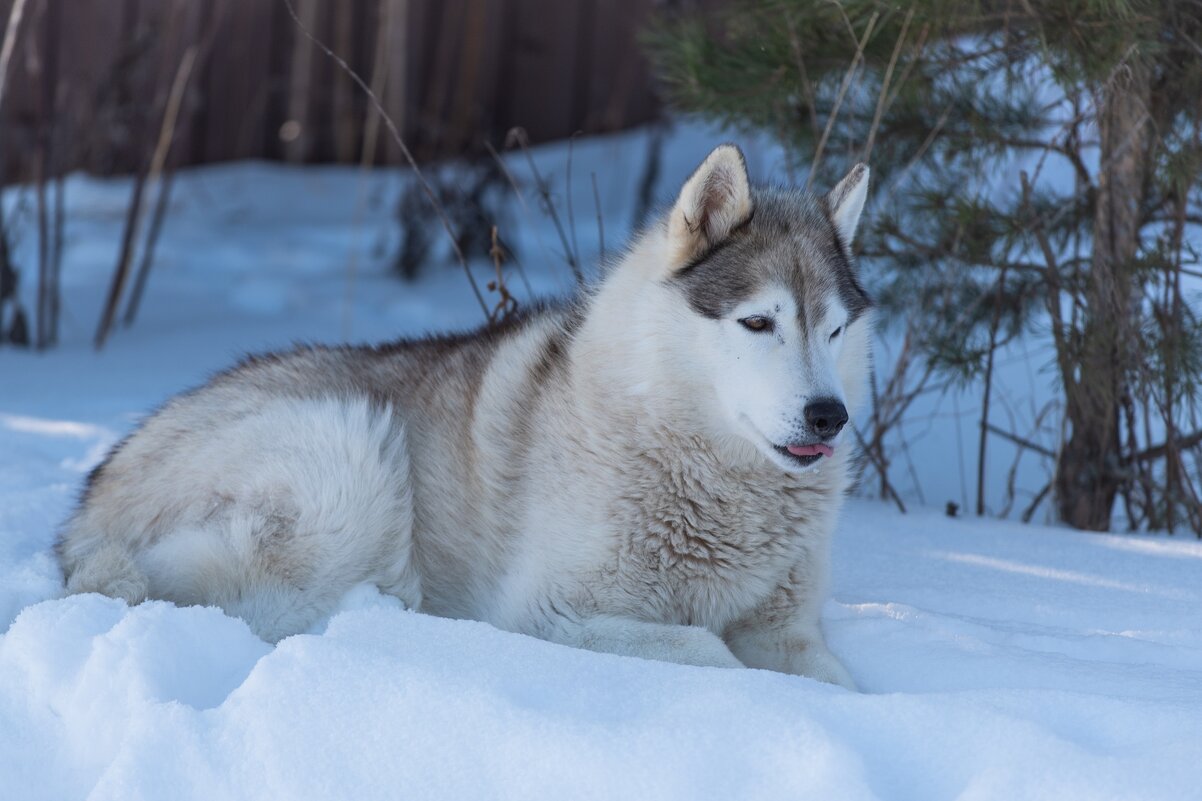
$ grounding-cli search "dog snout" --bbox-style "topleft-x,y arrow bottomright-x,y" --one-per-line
804,399 -> 848,438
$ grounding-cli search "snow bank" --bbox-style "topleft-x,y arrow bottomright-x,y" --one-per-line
2,506 -> 1199,801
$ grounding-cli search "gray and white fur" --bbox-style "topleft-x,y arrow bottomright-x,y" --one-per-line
58,145 -> 873,687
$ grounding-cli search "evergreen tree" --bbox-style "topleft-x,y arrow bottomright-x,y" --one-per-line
646,0 -> 1202,532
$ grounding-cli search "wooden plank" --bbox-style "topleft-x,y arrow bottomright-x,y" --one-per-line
500,0 -> 584,145
0,0 -> 41,181
587,0 -> 660,132
3,0 -> 674,177
330,0 -> 355,161
55,0 -> 127,175
379,0 -> 411,164
282,0 -> 317,162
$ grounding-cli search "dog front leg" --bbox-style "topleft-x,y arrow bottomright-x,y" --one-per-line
724,619 -> 855,689
723,573 -> 856,689
548,615 -> 745,669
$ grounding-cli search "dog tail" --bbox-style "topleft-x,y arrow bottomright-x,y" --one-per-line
60,539 -> 149,605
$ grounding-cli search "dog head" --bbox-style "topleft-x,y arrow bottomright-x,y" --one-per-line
663,145 -> 873,473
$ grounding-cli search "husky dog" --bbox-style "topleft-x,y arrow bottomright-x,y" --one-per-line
58,145 -> 872,687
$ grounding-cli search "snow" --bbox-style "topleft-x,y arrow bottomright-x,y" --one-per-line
2,126 -> 1201,800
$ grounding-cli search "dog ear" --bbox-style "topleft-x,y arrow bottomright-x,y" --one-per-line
827,163 -> 870,246
668,144 -> 753,266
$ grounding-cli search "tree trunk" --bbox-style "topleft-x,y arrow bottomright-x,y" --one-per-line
1055,61 -> 1151,531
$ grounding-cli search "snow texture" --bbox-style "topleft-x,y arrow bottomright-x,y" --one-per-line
2,127 -> 1200,800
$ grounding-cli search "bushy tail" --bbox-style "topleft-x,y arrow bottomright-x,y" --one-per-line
61,540 -> 149,604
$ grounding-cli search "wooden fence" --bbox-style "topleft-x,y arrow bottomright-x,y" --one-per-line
0,0 -> 674,181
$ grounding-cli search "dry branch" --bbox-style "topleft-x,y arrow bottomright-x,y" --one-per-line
806,11 -> 878,191
486,226 -> 517,323
1132,430 -> 1202,464
591,171 -> 604,264
506,127 -> 584,285
0,0 -> 29,113
341,0 -> 394,339
976,260 -> 1010,515
566,134 -> 581,274
853,427 -> 907,514
122,45 -> 198,329
984,422 -> 1056,459
863,7 -> 913,164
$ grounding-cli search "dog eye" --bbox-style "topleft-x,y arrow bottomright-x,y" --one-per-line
829,326 -> 843,342
739,316 -> 774,333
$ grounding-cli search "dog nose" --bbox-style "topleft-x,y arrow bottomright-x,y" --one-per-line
804,399 -> 848,437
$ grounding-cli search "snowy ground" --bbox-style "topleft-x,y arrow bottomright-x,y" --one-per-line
2,129 -> 1201,800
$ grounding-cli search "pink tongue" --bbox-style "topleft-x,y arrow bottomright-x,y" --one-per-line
787,443 -> 834,458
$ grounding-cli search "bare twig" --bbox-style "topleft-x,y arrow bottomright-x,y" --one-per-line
95,3 -> 180,349
484,138 -> 559,291
0,0 -> 29,113
1020,171 -> 1076,397
853,426 -> 907,513
50,141 -> 64,341
591,171 -> 604,264
806,11 -> 879,191
1131,430 -> 1202,464
281,0 -> 489,319
997,399 -> 1056,519
1020,481 -> 1052,523
124,171 -> 174,327
507,127 -> 584,284
505,248 -> 533,299
95,164 -> 149,348
984,422 -> 1056,459
485,140 -> 531,215
976,260 -> 1010,515
881,22 -> 929,116
341,0 -> 394,339
486,225 -> 517,323
34,0 -> 59,349
876,101 -> 952,211
566,133 -> 581,274
122,45 -> 198,328
35,173 -> 49,346
863,7 -> 913,164
283,0 -> 318,162
855,321 -> 937,510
